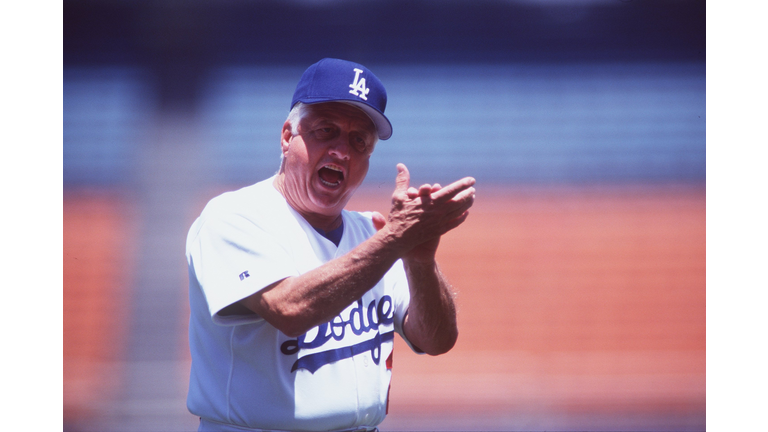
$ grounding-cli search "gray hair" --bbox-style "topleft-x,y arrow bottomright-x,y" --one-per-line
278,103 -> 308,172
286,102 -> 308,136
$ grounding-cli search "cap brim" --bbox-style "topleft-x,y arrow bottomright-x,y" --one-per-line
341,101 -> 392,140
300,99 -> 392,141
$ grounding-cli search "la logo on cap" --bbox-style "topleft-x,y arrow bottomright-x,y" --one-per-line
349,68 -> 370,101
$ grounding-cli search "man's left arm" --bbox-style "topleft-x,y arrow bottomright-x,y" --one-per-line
401,258 -> 458,356
374,180 -> 463,356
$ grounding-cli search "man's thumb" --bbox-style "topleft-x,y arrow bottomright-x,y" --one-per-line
395,163 -> 410,193
371,211 -> 386,231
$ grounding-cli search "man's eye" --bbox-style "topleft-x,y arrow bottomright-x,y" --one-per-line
352,136 -> 368,152
315,127 -> 334,138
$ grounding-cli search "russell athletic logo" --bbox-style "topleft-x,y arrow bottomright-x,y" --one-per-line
348,68 -> 370,100
280,295 -> 395,373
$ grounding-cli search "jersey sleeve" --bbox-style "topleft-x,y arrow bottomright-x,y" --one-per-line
187,208 -> 299,326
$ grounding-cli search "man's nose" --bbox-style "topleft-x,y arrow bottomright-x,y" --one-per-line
327,135 -> 351,160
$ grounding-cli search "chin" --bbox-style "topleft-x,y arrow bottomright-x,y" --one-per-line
310,196 -> 347,213
310,186 -> 354,213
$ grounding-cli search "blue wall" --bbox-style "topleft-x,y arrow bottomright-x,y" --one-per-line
64,0 -> 706,188
65,62 -> 705,187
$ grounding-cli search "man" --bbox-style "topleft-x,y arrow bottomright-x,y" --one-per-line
186,58 -> 475,431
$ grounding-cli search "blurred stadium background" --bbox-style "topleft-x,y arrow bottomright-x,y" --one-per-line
63,1 -> 706,431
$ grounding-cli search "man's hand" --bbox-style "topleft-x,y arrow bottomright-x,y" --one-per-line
374,163 -> 475,262
403,182 -> 446,263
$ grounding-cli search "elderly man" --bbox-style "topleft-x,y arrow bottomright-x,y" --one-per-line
186,58 -> 475,432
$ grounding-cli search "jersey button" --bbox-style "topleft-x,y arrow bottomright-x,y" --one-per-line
363,355 -> 369,367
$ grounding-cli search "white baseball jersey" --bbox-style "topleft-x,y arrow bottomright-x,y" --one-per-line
186,176 -> 415,431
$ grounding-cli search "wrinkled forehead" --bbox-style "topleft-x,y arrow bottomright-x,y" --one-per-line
303,102 -> 377,135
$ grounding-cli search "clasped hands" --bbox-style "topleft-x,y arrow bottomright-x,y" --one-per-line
372,163 -> 476,263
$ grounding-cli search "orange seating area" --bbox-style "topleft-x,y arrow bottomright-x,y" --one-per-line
348,185 -> 706,429
63,185 -> 706,429
63,192 -> 136,423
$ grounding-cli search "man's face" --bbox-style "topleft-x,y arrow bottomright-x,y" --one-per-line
280,102 -> 377,219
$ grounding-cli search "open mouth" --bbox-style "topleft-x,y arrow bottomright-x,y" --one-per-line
318,164 -> 345,187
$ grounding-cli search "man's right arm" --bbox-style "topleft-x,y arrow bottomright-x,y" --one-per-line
241,227 -> 404,337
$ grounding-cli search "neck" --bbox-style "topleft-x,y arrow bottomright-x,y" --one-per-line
301,212 -> 343,233
273,173 -> 344,232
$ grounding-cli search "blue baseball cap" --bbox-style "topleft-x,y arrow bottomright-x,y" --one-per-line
291,58 -> 392,140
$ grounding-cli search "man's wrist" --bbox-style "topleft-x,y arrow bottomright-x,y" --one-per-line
372,223 -> 411,257
402,255 -> 438,271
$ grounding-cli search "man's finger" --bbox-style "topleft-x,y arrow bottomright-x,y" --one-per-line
442,210 -> 471,232
371,211 -> 387,231
407,184 -> 433,200
443,194 -> 475,221
418,184 -> 433,201
431,177 -> 476,203
394,163 -> 411,194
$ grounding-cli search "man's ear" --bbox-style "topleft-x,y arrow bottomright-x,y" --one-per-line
281,120 -> 293,155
